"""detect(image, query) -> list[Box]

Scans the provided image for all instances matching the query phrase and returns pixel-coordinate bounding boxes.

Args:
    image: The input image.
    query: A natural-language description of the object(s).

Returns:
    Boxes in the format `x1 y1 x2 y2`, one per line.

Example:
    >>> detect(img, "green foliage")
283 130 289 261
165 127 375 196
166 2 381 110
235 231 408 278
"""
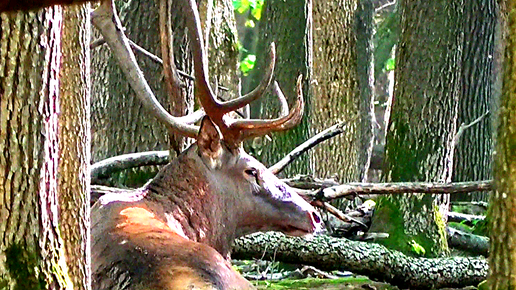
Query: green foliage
233 0 262 75
471 218 489 236
448 221 474 233
233 0 264 20
253 276 397 289
448 219 489 237
245 19 256 28
408 239 426 256
5 243 46 290
384 57 395 71
239 54 256 75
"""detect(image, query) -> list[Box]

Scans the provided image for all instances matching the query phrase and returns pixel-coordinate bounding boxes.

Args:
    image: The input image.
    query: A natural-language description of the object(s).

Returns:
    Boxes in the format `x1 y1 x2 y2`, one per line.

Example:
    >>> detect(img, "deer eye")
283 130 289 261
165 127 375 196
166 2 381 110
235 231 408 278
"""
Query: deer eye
244 168 259 182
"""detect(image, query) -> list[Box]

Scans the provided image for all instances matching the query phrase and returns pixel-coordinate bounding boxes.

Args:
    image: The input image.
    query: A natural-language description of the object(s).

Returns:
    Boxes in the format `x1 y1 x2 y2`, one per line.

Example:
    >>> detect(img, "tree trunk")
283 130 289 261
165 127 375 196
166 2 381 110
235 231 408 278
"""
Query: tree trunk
246 0 313 176
487 0 516 287
369 0 463 257
356 0 375 183
58 4 91 289
91 0 239 187
0 6 90 289
311 0 374 187
372 6 399 177
452 0 496 203
91 0 170 187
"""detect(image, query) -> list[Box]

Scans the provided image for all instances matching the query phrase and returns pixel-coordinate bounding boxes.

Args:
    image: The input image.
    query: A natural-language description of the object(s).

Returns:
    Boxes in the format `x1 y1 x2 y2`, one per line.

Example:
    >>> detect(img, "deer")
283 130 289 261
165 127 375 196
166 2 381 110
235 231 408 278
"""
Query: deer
91 0 323 289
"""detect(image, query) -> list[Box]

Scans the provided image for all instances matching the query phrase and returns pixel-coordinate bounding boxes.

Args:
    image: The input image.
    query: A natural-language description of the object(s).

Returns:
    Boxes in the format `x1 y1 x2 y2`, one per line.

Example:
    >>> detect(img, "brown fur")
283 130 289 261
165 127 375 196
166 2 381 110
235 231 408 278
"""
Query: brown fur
92 203 252 290
92 118 322 289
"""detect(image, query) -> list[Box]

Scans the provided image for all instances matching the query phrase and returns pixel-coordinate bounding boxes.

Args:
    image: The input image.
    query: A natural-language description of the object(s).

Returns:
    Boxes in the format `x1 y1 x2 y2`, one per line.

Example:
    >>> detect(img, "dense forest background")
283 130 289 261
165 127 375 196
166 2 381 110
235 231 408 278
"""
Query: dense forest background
1 0 516 289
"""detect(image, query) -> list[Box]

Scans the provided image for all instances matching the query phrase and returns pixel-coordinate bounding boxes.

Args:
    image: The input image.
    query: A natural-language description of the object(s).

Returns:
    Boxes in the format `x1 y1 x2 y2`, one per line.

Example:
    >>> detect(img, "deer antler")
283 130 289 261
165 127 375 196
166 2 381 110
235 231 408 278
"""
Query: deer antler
92 0 304 146
92 0 200 139
181 0 304 146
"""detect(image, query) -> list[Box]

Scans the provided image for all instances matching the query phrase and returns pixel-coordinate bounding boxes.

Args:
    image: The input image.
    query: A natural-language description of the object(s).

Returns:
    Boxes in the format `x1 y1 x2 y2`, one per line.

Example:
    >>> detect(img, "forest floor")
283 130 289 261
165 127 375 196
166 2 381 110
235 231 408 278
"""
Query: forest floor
238 259 480 290
252 276 398 289
252 277 479 289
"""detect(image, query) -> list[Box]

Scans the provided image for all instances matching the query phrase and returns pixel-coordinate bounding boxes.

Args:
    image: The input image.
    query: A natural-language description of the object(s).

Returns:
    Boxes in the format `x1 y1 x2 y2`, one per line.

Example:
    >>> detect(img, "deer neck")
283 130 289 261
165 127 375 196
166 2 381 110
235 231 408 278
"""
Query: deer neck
143 150 237 259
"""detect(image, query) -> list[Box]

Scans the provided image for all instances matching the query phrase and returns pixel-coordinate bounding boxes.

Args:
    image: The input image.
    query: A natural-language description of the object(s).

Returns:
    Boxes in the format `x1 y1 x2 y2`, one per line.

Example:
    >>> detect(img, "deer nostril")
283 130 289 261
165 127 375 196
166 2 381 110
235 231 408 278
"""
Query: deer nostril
311 211 321 224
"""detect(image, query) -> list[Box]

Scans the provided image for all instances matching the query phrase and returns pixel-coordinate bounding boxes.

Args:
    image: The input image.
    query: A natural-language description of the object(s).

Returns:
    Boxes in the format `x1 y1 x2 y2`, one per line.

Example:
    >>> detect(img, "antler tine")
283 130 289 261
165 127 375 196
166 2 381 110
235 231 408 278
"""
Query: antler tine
92 0 199 139
183 0 277 125
182 0 223 121
220 43 276 112
181 0 303 146
273 80 290 117
225 75 305 143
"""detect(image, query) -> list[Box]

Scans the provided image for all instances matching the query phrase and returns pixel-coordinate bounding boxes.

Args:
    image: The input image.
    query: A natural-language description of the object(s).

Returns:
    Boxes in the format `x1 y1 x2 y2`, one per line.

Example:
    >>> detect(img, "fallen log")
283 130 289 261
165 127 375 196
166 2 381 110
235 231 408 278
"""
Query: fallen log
233 232 487 289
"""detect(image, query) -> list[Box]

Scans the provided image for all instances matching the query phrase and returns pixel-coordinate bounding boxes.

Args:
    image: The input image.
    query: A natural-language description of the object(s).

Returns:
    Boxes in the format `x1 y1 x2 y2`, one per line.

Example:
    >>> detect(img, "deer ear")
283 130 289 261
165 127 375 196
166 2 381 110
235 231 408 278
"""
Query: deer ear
197 116 223 168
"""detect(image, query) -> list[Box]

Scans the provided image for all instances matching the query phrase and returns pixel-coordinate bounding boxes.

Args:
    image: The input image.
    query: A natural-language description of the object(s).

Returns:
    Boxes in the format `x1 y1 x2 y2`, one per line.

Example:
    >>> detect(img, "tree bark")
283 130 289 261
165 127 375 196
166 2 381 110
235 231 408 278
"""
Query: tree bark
58 4 91 289
0 0 95 12
487 0 516 287
369 0 463 257
311 0 374 186
246 0 313 176
0 6 89 289
447 227 489 257
452 0 496 203
232 232 487 289
91 0 171 187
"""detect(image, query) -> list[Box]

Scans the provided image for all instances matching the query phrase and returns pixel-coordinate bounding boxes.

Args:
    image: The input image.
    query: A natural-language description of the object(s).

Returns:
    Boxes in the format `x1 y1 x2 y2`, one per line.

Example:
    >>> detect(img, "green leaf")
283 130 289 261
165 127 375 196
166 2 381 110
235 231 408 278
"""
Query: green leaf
233 0 242 10
245 19 255 28
251 0 264 20
233 0 251 14
384 57 395 71
408 240 426 256
239 54 256 75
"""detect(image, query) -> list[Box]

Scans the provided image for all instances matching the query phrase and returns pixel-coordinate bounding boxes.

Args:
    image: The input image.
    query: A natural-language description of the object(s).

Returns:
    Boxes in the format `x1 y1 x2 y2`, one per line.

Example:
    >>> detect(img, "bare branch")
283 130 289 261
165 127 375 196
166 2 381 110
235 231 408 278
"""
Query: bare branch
316 180 492 201
452 110 490 148
447 212 485 226
312 200 368 230
283 175 340 190
90 36 196 81
451 201 489 210
91 151 170 183
447 227 489 257
91 0 199 138
375 1 396 13
233 232 487 289
269 121 348 174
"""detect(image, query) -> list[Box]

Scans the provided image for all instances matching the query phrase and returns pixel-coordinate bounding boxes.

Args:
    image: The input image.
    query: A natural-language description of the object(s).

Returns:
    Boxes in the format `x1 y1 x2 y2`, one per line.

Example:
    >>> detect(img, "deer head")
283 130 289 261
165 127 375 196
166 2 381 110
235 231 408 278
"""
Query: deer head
91 0 323 287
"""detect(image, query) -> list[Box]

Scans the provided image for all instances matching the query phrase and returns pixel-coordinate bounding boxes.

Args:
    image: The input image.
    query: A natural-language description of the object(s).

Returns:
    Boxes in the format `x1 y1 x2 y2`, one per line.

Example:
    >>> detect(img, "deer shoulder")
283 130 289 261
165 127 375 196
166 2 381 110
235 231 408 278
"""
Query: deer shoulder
92 200 253 290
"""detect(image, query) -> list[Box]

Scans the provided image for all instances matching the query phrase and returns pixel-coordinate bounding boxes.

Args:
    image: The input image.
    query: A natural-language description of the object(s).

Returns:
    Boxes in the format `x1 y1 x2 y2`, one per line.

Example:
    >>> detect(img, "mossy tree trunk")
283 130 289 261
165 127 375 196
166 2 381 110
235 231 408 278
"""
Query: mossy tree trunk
369 0 463 257
0 5 90 289
245 0 312 176
91 0 239 187
311 0 374 187
487 0 516 287
452 0 496 203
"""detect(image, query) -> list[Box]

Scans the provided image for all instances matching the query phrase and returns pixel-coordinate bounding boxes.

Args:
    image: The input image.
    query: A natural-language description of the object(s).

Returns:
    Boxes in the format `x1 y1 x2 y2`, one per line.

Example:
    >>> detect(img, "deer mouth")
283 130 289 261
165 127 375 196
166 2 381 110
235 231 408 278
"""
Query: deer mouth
283 226 313 237
282 212 322 237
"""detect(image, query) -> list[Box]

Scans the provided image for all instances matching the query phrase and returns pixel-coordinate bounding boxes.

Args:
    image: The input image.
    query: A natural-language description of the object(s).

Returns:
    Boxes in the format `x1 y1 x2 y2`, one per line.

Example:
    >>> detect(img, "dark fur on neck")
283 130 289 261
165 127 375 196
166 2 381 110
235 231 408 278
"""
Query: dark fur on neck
144 146 237 258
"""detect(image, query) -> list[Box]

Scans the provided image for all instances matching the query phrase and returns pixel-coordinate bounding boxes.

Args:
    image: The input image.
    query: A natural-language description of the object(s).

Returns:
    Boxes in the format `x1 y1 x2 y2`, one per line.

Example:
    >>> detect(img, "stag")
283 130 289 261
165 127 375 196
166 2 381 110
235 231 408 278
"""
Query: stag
91 0 323 289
